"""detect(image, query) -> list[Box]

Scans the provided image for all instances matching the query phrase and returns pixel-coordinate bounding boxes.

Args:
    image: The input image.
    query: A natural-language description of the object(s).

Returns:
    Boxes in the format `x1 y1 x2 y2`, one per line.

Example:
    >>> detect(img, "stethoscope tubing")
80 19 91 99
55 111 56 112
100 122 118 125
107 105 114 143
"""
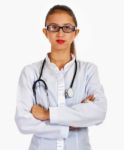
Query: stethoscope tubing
32 58 77 104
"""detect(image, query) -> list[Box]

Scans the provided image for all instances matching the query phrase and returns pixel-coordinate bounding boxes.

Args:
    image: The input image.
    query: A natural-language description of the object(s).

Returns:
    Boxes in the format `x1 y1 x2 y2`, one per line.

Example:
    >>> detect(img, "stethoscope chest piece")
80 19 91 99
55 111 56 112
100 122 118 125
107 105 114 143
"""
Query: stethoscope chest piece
33 58 77 104
65 88 73 98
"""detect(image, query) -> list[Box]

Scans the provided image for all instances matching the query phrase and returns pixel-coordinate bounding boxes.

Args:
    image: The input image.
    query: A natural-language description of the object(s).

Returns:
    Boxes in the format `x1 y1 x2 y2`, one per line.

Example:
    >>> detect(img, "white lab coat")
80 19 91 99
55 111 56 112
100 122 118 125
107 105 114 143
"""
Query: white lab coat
15 53 107 150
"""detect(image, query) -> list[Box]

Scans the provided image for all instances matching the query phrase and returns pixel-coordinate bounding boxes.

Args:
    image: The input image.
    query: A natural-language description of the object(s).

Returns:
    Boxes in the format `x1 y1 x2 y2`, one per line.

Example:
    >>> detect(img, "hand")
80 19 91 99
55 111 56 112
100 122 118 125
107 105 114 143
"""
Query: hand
69 95 95 131
31 104 49 121
81 95 95 103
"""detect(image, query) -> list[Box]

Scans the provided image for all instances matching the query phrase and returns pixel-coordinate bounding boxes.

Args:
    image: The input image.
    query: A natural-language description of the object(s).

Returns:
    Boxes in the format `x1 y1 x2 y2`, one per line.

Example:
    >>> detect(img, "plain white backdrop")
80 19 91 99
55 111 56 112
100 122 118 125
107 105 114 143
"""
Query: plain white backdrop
0 0 124 149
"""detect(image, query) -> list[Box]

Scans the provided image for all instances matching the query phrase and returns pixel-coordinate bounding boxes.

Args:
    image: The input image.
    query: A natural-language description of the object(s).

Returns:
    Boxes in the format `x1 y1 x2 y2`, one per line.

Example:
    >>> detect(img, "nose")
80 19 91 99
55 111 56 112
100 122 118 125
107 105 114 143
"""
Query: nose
57 28 64 36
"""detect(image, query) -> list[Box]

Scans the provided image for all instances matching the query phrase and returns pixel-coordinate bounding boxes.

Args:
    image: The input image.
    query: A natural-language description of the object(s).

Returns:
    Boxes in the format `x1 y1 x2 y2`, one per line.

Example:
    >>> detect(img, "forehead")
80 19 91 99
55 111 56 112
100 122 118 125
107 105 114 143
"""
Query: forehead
46 12 75 25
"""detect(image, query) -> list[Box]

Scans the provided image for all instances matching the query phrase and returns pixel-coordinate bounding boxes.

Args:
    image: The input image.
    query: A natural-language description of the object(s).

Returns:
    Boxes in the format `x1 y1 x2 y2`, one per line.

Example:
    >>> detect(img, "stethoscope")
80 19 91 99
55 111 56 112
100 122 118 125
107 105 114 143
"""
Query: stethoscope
32 58 77 104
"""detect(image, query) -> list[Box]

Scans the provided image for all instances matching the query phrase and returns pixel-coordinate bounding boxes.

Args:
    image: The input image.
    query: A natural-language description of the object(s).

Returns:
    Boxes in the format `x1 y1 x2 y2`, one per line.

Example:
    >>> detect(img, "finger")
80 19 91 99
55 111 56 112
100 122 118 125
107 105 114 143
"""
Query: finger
81 100 84 103
81 95 95 103
87 95 95 101
90 96 95 101
86 95 92 99
88 95 94 99
81 96 93 103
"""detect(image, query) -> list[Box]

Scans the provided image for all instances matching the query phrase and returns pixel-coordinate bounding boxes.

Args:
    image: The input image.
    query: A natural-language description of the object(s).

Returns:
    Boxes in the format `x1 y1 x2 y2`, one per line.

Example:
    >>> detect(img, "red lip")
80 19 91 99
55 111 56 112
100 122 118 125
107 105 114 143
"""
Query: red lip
56 40 65 44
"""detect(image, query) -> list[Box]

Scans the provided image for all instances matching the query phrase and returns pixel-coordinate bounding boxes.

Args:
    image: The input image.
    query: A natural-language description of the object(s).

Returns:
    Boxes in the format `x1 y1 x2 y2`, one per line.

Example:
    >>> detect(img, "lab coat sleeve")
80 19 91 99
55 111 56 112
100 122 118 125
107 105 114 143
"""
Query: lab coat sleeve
49 64 107 127
15 66 69 139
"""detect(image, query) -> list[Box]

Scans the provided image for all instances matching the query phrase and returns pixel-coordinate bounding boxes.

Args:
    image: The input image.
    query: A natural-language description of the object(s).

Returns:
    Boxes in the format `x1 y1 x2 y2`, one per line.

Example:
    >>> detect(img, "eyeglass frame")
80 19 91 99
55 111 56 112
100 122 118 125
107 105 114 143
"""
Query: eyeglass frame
45 23 77 33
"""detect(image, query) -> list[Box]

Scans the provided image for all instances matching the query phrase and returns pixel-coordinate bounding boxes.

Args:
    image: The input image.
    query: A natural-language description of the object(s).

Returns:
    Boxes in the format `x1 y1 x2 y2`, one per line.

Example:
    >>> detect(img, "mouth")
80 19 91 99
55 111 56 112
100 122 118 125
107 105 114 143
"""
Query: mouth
56 39 65 44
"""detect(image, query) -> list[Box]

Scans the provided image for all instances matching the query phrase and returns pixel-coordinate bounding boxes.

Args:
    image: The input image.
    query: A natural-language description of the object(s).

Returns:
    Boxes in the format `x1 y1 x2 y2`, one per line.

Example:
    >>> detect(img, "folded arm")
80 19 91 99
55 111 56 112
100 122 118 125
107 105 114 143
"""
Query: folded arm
49 64 107 127
15 66 69 139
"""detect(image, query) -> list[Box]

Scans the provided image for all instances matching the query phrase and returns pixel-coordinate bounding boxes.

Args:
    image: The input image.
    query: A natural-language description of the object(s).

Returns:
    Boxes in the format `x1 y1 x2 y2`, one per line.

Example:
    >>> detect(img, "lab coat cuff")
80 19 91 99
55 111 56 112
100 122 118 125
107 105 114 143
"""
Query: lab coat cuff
49 107 69 138
49 107 59 124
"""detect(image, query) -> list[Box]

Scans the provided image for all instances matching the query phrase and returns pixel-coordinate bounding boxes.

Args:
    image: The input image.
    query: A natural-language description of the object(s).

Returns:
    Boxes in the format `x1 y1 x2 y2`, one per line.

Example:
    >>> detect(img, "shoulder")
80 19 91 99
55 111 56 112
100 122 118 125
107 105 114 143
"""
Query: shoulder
76 59 100 82
77 59 98 73
20 60 43 78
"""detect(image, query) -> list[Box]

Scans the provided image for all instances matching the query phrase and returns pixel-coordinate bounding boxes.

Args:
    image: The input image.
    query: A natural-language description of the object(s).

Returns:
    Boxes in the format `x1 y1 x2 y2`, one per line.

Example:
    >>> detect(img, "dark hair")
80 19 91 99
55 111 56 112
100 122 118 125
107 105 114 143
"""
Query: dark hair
45 5 78 56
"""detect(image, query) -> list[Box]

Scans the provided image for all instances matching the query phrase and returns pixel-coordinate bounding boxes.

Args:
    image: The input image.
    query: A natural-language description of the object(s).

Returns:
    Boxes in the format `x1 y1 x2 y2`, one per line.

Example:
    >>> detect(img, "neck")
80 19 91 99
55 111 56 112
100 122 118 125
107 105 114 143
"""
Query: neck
48 50 72 70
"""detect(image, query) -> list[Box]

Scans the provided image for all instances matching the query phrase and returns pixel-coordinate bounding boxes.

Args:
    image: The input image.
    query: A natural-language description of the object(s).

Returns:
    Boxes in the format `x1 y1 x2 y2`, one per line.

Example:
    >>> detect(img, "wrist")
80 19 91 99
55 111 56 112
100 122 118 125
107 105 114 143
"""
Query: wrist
45 109 50 120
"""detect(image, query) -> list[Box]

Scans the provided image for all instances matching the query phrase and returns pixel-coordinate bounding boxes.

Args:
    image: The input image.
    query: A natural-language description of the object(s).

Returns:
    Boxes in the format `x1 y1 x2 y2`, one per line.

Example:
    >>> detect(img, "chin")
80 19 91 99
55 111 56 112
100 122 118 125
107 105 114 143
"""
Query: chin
53 45 69 51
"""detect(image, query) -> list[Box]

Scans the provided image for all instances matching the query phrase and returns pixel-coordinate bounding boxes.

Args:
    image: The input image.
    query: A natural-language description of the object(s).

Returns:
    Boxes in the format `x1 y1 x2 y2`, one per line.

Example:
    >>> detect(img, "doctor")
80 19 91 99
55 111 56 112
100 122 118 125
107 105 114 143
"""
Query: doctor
15 4 107 150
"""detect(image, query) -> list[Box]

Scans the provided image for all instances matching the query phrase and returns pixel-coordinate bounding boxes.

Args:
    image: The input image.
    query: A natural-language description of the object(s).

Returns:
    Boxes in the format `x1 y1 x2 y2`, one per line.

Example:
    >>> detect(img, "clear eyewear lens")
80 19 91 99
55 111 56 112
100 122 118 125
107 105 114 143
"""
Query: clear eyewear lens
63 26 76 33
47 25 59 32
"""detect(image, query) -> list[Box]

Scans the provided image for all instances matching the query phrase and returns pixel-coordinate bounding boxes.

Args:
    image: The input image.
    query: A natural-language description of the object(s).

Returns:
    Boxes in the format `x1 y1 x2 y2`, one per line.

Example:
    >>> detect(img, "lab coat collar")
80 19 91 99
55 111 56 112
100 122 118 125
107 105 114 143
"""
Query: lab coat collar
45 52 76 73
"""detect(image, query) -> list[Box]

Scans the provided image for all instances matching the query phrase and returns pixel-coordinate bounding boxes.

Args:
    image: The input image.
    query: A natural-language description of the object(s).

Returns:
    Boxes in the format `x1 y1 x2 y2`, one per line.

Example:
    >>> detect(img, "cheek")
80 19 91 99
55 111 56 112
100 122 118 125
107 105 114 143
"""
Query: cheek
68 34 76 42
47 33 55 43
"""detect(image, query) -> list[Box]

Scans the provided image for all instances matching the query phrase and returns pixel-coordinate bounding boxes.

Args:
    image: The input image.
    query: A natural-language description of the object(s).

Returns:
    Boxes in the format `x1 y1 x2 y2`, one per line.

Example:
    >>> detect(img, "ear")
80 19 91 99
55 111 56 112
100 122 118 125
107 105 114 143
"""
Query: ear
42 28 48 38
75 29 80 36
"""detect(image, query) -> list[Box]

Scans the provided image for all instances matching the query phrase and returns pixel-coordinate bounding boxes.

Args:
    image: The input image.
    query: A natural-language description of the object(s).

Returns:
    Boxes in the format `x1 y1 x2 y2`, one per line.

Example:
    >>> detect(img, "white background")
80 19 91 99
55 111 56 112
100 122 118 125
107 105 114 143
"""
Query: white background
0 0 124 149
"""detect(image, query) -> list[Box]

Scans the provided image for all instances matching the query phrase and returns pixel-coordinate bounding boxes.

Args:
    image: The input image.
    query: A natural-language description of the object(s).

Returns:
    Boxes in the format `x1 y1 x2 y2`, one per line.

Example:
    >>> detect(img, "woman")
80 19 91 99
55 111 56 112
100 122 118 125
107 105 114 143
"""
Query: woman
15 5 107 150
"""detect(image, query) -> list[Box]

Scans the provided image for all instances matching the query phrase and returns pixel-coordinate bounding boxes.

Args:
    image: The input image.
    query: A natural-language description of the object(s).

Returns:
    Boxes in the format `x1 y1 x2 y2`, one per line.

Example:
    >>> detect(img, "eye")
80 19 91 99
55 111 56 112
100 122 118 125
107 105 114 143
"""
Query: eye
51 24 58 29
47 24 59 31
63 25 76 32
64 25 71 29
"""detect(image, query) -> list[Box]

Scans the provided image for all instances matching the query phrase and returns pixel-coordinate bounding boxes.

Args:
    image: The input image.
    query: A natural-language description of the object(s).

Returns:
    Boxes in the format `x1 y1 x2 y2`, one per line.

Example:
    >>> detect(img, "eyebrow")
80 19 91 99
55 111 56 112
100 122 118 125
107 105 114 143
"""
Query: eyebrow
46 23 75 26
63 23 75 26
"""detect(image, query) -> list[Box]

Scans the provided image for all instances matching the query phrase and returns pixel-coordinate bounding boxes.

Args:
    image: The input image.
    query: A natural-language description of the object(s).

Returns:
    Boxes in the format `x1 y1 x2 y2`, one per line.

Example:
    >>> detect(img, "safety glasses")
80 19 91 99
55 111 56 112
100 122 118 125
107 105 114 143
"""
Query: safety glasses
45 23 77 33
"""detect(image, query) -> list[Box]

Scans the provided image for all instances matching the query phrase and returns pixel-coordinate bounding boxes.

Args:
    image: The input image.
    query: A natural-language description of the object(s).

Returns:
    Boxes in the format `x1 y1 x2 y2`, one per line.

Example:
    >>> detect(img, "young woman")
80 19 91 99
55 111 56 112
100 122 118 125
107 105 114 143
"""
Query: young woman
15 5 107 150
